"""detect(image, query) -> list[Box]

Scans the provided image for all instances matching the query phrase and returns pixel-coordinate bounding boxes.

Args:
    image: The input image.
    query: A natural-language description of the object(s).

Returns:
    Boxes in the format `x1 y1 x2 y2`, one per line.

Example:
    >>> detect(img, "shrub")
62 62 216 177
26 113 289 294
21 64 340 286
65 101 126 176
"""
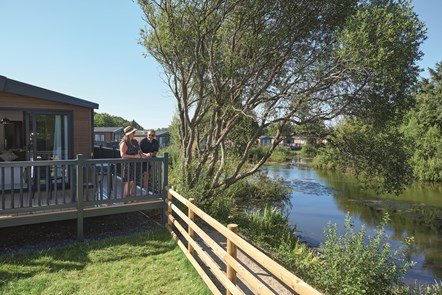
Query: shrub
236 207 320 283
269 146 295 162
249 145 296 163
300 143 318 158
238 207 297 247
311 214 414 295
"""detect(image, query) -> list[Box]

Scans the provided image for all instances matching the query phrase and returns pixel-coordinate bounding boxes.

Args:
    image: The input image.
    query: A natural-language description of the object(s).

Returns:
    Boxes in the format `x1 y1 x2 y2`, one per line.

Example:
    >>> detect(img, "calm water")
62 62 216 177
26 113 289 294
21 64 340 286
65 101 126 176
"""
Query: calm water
261 164 442 285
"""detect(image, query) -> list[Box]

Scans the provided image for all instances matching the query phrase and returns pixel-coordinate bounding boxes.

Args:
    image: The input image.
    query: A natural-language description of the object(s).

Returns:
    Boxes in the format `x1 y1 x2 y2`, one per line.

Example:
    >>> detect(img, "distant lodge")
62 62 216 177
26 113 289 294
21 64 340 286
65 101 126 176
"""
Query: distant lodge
258 135 307 148
94 127 171 148
94 129 309 150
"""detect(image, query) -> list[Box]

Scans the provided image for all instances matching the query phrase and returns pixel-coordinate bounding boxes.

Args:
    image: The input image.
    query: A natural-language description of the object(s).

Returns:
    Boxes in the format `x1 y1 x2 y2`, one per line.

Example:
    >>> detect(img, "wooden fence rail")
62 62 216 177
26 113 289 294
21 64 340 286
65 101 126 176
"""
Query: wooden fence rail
166 187 322 295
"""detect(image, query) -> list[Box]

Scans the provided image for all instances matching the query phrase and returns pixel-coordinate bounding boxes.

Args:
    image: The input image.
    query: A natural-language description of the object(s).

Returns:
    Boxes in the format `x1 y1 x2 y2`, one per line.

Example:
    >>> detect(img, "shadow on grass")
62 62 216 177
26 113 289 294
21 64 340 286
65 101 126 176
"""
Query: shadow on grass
0 229 174 285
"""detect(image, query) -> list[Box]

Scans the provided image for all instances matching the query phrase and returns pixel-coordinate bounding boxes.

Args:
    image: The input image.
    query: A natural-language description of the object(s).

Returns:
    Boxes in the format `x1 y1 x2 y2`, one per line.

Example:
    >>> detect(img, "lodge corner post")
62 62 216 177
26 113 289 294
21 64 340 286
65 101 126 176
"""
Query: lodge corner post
162 152 169 226
76 154 85 241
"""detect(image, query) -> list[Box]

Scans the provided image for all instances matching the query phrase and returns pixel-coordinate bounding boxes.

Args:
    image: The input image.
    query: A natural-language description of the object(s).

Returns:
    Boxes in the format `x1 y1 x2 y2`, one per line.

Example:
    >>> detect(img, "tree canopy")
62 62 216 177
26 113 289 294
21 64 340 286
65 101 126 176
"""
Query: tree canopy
138 0 425 194
402 62 442 181
94 112 144 130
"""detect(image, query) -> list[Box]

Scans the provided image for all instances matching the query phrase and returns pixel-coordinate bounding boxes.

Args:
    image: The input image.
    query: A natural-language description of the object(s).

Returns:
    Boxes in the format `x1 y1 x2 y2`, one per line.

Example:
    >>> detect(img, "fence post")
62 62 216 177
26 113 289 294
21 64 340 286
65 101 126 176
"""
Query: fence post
76 154 84 241
162 153 169 225
188 198 195 255
167 188 173 227
226 224 238 295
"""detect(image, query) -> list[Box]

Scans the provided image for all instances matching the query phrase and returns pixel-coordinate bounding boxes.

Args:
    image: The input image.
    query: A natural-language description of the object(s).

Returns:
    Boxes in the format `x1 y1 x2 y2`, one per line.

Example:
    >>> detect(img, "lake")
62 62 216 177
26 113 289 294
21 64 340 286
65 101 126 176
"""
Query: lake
261 163 442 285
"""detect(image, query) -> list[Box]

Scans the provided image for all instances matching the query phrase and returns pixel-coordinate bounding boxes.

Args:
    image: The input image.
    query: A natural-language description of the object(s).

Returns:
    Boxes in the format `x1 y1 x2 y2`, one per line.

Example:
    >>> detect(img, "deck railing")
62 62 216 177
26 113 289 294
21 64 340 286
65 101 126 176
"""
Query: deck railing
166 187 322 295
0 153 169 240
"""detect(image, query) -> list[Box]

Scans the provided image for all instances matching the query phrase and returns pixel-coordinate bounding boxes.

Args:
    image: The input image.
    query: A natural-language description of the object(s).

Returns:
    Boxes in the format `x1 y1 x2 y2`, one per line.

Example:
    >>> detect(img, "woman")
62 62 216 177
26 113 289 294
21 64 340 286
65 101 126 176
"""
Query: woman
119 126 144 197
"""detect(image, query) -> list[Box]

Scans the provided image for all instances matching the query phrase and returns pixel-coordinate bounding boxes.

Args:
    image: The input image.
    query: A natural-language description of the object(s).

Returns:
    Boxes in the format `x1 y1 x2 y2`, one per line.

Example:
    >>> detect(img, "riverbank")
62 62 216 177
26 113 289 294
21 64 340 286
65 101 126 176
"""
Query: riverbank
262 164 442 287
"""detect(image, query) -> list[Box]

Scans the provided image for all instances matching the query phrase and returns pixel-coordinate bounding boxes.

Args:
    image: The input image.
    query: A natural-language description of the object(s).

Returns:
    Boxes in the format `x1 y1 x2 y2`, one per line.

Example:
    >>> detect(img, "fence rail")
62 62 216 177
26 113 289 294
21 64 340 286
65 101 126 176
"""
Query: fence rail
0 153 169 240
166 187 322 295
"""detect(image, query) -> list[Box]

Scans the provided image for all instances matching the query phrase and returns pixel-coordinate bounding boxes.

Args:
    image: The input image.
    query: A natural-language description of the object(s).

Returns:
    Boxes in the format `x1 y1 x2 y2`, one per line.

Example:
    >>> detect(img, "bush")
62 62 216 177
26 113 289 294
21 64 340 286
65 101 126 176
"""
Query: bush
236 207 320 283
231 174 291 209
238 207 297 247
269 146 296 162
249 145 296 163
311 214 414 295
300 143 318 158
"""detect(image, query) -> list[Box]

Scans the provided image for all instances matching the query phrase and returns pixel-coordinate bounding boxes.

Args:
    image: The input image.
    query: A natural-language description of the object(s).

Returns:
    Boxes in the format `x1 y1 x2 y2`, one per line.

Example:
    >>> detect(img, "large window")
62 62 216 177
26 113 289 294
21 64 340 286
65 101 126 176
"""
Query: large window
27 112 71 161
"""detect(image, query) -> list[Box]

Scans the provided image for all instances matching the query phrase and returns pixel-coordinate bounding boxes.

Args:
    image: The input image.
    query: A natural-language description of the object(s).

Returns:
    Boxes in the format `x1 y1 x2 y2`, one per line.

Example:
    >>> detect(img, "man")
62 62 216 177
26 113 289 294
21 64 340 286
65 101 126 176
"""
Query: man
139 129 159 192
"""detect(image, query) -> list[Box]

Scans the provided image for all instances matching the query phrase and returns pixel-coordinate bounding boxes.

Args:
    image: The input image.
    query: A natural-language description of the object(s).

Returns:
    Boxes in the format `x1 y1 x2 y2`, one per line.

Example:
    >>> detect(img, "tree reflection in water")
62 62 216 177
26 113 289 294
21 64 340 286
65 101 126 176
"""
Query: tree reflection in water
262 164 442 285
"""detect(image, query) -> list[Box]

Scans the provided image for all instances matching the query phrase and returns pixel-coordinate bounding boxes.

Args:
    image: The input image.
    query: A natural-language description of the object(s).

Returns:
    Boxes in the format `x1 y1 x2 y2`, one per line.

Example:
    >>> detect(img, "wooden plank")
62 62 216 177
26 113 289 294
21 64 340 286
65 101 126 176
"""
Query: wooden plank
168 214 243 295
170 202 275 295
169 188 322 295
0 209 77 228
83 200 163 218
166 224 222 295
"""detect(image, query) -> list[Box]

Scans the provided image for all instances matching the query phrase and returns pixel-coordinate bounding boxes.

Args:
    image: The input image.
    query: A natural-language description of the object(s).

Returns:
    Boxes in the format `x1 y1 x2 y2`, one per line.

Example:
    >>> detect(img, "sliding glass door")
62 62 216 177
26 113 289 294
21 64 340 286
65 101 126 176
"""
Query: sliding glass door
26 111 72 161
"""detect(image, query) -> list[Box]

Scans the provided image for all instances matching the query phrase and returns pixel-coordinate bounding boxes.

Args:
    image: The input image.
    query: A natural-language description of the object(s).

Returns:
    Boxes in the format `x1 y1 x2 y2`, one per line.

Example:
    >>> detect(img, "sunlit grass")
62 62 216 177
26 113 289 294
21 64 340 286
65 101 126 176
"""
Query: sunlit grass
0 230 210 295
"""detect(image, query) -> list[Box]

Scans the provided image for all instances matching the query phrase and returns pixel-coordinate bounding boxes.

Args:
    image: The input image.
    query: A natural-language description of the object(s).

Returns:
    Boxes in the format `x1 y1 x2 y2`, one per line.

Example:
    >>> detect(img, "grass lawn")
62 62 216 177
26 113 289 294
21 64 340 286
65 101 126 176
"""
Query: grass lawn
0 229 211 295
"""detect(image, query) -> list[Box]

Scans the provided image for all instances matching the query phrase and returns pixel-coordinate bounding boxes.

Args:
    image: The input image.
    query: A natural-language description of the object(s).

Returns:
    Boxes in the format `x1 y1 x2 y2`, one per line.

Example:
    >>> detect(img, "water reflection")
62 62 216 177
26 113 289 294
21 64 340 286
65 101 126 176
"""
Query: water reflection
262 164 442 285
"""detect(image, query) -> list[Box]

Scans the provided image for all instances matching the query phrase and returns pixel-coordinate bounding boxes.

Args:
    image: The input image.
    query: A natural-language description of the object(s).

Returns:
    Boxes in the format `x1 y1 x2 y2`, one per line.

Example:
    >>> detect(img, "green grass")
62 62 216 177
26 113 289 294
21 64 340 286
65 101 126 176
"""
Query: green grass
0 229 211 295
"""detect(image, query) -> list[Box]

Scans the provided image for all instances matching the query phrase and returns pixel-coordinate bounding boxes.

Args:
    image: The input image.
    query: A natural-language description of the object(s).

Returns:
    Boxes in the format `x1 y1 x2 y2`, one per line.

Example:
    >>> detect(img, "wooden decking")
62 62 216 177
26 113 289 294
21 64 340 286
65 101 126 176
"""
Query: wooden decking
0 176 161 216
0 155 169 238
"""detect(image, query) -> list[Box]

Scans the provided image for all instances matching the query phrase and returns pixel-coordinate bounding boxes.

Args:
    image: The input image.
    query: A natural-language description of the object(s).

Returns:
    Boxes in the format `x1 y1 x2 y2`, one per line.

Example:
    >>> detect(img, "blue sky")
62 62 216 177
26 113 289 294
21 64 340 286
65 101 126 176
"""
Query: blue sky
0 0 440 129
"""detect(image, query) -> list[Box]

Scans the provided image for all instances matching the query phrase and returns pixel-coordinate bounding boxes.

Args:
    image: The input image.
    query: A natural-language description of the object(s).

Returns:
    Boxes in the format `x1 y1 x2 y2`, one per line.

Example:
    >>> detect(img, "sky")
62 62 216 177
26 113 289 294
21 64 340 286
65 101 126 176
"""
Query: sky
0 0 441 130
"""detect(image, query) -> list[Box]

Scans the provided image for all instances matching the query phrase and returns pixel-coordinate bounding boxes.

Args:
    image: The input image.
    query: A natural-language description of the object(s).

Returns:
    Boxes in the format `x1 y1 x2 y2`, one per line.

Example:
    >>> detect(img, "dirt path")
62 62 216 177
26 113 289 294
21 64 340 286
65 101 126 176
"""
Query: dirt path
193 224 297 295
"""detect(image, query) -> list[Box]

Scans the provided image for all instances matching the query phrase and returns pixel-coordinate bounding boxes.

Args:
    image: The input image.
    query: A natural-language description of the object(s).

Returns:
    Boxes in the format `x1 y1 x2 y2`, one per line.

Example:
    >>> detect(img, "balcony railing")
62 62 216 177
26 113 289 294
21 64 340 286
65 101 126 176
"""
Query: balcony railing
0 153 169 240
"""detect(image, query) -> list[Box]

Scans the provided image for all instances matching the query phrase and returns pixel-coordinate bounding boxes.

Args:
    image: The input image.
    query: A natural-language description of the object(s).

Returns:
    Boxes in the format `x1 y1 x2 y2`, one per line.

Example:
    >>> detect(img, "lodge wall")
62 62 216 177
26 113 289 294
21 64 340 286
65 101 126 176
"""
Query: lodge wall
0 93 94 159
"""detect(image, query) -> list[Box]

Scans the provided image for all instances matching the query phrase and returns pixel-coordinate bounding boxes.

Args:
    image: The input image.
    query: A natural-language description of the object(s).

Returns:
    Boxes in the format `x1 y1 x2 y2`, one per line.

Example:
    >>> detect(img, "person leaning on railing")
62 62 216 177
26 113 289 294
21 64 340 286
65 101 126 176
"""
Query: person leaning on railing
139 129 159 192
119 126 146 197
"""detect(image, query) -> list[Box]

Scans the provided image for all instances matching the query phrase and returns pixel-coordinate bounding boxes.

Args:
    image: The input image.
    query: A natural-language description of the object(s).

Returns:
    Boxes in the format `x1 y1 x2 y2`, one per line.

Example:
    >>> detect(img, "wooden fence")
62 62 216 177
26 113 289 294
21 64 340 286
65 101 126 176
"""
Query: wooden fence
0 153 169 240
166 188 322 295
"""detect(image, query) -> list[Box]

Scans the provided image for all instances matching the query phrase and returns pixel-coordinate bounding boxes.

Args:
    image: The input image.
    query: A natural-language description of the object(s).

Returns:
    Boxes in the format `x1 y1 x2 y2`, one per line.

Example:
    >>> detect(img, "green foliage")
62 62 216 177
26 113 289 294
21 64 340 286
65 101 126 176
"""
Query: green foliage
267 146 294 162
94 112 144 129
405 280 442 295
313 119 413 195
227 115 261 156
230 174 291 209
402 62 442 182
310 214 414 295
300 143 318 158
335 0 426 124
236 210 425 295
238 207 297 249
236 207 320 279
249 145 297 163
138 0 426 192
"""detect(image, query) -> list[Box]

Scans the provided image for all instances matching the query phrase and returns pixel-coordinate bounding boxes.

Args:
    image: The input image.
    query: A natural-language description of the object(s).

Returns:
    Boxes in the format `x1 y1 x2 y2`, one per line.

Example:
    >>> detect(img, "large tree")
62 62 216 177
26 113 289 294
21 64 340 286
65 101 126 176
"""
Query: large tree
402 62 442 182
138 0 425 193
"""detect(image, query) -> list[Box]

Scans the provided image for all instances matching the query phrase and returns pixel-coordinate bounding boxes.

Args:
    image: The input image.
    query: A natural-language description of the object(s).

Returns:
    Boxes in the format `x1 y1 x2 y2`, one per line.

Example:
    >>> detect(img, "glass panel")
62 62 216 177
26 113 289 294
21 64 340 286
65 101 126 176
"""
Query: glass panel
35 114 68 160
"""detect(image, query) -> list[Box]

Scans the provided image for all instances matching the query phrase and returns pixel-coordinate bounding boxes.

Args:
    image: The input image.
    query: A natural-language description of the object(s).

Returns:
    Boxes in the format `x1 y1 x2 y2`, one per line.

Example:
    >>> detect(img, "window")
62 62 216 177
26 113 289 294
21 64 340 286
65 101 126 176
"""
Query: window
26 112 71 161
95 134 105 142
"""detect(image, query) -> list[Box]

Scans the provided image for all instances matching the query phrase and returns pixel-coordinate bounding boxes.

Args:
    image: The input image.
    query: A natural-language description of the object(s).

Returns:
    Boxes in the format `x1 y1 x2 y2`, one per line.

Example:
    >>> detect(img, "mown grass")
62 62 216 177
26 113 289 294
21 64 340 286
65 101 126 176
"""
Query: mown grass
0 229 210 295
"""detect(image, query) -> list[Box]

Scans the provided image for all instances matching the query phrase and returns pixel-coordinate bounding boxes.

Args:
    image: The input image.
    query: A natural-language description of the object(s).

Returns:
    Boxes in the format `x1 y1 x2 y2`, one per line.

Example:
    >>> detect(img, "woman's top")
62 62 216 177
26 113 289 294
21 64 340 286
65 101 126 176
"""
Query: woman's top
123 139 140 156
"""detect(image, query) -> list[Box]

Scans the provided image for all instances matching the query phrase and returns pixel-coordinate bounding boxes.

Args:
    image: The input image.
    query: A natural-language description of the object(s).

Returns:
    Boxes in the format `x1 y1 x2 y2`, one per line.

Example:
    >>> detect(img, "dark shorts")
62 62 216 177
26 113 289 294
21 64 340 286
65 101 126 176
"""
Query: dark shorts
122 162 140 182
142 158 155 173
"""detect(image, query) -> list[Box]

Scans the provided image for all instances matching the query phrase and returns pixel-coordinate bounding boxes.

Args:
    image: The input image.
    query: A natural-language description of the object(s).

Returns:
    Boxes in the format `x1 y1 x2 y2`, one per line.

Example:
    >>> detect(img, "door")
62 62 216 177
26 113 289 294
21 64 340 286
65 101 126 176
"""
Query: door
26 112 71 161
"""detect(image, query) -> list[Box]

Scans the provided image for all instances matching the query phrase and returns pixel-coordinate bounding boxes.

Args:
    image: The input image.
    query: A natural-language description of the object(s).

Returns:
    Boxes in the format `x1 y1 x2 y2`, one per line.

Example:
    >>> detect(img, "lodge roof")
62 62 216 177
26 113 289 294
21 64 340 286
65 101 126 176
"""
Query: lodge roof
94 127 124 133
0 75 99 109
